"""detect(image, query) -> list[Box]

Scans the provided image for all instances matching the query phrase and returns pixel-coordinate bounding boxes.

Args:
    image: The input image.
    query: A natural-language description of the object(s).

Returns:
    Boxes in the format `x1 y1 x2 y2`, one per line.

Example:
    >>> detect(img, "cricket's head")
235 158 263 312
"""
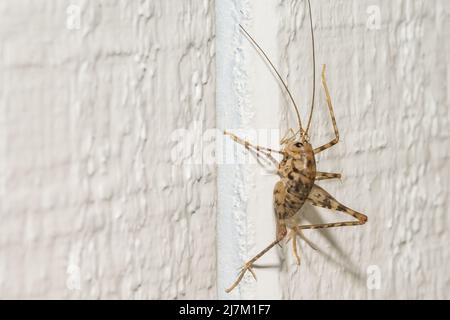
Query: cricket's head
282 138 316 176
283 139 314 158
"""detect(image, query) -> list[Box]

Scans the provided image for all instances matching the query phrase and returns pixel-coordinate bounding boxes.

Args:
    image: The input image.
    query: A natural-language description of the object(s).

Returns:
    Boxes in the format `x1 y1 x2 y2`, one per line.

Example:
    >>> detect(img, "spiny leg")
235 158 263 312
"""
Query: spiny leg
308 184 367 222
286 227 317 265
255 149 279 169
286 229 301 265
248 148 280 175
226 134 279 168
316 171 341 181
295 219 365 231
294 184 367 231
250 148 275 168
224 130 283 155
242 142 279 169
225 223 287 293
294 227 318 250
225 237 285 293
224 130 282 166
292 232 301 265
313 65 340 154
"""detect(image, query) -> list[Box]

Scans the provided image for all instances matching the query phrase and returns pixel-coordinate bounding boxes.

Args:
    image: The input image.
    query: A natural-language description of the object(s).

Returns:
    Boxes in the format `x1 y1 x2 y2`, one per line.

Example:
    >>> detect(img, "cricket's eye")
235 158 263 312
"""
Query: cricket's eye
294 142 303 148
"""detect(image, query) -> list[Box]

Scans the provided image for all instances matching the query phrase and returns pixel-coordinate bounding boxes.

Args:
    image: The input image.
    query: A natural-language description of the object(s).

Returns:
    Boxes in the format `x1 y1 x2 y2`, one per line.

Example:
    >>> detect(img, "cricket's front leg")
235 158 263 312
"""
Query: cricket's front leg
224 130 282 167
224 130 283 155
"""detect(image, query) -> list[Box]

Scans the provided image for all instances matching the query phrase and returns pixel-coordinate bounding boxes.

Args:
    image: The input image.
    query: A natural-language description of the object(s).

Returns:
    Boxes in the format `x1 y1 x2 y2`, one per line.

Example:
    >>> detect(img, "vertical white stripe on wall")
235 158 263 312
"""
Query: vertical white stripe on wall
217 0 283 299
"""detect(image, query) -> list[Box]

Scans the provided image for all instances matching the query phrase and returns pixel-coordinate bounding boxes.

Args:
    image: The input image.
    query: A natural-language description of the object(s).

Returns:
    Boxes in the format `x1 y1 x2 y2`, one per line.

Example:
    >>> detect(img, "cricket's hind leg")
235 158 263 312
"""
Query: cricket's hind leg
296 184 367 231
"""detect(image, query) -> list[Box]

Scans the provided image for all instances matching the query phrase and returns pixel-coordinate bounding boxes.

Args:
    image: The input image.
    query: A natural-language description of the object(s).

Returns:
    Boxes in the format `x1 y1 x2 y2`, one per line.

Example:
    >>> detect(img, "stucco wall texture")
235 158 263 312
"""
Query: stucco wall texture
0 1 215 299
0 0 449 300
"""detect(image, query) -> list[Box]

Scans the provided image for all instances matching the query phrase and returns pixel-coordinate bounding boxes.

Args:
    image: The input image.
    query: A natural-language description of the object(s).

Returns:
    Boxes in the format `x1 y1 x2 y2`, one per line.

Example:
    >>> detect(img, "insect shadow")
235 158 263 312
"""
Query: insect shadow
299 205 365 283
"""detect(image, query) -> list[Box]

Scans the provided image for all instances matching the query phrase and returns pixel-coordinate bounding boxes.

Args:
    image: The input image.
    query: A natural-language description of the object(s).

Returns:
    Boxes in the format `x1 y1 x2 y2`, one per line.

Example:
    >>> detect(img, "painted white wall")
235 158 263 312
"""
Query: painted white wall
0 0 215 299
217 0 450 299
0 0 449 300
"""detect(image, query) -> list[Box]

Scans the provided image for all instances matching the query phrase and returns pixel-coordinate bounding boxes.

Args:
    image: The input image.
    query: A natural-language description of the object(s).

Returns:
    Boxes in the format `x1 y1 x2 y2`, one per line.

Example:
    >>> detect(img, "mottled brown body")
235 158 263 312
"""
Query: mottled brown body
224 0 367 293
274 142 316 237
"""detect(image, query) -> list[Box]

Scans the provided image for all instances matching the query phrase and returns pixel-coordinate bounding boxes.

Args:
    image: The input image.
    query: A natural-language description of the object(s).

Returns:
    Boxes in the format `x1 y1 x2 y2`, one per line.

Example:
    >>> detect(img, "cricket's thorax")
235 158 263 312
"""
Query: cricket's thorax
274 141 316 220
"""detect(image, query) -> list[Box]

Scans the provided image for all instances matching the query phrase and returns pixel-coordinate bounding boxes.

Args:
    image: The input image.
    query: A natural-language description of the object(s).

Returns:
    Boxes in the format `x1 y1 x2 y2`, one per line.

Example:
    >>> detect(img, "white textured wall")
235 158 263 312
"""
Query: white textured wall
217 0 450 299
0 0 216 299
0 0 449 300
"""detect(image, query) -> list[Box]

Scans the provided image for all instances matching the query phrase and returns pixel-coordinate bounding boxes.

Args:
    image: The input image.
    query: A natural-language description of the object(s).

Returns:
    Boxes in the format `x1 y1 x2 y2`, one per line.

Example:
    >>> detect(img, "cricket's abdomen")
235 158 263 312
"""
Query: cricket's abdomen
274 178 314 221
274 161 316 219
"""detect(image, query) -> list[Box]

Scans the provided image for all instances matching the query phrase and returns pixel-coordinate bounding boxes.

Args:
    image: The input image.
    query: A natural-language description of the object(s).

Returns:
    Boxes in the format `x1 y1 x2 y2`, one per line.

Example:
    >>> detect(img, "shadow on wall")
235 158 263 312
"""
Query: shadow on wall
301 206 366 284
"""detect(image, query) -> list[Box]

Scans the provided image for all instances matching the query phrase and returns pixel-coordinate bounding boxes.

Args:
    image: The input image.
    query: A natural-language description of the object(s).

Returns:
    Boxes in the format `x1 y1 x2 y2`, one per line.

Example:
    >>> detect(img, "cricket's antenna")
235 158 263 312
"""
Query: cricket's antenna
305 0 316 136
238 24 303 135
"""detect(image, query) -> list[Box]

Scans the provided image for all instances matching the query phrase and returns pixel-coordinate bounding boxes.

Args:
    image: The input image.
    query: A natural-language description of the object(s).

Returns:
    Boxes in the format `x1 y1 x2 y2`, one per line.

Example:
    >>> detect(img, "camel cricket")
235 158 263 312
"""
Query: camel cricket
224 0 368 293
